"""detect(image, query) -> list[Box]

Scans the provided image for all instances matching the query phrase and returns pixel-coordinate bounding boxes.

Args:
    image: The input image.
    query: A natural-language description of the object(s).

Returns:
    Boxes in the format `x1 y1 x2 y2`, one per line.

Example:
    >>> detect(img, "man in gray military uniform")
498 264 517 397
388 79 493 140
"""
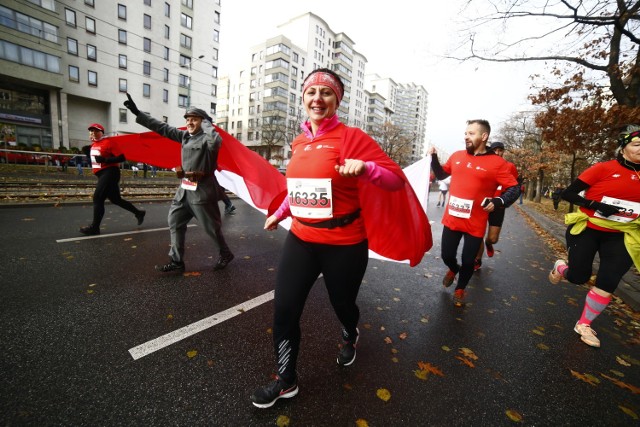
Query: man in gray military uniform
124 93 234 272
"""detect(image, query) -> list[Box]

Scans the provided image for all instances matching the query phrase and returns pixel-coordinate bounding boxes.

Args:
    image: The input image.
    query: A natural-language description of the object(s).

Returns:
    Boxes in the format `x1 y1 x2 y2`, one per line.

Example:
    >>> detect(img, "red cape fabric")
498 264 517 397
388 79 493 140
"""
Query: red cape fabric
342 126 432 266
108 126 287 212
109 125 431 266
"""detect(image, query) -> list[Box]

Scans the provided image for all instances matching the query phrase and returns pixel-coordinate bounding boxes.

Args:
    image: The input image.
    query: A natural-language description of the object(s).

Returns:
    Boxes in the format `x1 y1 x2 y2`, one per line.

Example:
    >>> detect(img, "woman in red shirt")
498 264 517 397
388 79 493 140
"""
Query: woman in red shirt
251 68 431 408
549 124 640 348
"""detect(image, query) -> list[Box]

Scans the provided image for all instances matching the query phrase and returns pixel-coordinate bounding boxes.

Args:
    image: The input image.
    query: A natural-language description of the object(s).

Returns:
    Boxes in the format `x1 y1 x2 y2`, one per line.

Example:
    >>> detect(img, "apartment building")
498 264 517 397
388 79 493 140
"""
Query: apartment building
0 0 220 150
218 12 428 167
218 12 368 165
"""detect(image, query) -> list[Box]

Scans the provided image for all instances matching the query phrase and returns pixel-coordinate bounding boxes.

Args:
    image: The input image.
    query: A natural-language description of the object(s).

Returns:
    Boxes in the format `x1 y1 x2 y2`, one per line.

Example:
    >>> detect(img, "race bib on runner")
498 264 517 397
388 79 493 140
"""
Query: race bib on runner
180 178 198 191
287 178 333 219
447 195 473 219
594 196 640 223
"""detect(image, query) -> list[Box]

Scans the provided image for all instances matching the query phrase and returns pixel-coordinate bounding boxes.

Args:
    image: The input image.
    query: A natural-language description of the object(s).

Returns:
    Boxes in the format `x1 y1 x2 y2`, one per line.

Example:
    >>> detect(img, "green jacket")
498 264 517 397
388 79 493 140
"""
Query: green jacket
565 211 640 272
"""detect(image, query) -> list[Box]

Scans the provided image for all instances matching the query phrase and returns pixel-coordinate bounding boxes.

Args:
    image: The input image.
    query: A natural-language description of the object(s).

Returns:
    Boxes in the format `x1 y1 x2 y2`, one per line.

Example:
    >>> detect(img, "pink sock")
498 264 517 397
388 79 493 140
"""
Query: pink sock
578 290 611 325
557 264 568 277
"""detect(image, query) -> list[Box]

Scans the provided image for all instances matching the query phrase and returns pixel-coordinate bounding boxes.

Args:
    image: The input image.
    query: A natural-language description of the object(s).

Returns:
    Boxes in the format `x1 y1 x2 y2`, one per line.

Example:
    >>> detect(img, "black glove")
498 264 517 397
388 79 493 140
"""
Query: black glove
94 155 105 163
490 197 505 208
124 93 140 116
589 201 622 217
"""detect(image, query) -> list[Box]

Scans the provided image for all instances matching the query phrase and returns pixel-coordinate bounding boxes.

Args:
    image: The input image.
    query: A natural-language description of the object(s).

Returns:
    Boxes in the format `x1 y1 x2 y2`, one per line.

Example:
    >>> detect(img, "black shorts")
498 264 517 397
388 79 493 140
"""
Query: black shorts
487 207 505 227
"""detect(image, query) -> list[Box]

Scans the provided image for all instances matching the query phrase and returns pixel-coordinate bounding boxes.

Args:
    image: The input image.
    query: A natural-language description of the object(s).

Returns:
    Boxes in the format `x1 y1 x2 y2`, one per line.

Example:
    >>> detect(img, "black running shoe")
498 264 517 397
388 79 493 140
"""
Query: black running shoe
136 210 146 225
213 253 234 271
79 225 100 235
337 328 359 366
155 260 185 273
224 205 236 214
251 377 298 409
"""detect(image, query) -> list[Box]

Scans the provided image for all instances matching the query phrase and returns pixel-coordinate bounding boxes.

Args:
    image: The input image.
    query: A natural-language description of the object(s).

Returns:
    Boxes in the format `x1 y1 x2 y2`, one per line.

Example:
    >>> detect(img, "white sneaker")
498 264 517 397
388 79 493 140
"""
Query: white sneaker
548 260 566 284
574 322 600 347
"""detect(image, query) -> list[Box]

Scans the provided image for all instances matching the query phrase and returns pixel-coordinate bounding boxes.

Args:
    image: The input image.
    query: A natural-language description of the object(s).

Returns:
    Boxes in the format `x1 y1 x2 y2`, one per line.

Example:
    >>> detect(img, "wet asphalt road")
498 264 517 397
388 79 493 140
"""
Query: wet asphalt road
1 194 638 426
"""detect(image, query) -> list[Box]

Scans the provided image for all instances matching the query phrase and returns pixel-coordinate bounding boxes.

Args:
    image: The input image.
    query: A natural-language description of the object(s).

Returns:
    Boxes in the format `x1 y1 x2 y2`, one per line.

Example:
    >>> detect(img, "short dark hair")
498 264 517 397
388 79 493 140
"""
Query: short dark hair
303 68 345 95
467 119 491 135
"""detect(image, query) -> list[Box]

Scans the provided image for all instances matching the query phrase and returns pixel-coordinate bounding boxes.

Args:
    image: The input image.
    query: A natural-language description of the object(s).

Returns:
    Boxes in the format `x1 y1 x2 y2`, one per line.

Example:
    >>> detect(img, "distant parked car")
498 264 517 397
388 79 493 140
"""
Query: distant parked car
0 150 33 164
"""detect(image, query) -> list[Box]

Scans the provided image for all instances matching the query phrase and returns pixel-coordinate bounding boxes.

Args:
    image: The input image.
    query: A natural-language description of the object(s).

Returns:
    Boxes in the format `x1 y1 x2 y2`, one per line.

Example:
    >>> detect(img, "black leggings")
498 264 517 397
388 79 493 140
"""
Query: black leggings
92 167 140 227
441 226 482 290
272 233 368 383
565 225 632 294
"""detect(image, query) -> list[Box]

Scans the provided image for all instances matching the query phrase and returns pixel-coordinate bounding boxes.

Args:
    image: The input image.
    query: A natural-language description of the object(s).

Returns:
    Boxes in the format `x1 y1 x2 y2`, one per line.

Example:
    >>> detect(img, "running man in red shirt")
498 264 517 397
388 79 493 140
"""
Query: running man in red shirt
429 120 520 306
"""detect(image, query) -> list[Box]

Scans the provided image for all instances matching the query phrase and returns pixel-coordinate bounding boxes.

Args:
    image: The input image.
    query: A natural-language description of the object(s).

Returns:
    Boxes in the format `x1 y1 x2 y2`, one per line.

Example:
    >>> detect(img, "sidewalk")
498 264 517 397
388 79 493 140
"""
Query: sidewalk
516 202 640 311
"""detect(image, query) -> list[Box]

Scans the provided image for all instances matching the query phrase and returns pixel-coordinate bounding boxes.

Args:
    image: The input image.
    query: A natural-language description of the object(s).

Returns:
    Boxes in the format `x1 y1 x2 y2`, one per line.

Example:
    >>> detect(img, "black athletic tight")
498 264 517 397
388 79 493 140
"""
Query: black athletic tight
272 233 368 383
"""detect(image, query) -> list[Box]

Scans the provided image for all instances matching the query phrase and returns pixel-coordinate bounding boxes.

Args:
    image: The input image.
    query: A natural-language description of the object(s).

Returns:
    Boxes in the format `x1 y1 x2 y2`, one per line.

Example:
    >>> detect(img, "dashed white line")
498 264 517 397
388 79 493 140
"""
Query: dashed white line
56 224 197 243
128 290 275 360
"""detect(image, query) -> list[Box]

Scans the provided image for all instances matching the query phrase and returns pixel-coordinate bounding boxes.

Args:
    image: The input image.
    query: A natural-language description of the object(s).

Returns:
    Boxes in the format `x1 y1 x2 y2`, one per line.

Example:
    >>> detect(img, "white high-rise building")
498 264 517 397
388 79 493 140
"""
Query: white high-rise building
218 13 368 165
0 0 221 150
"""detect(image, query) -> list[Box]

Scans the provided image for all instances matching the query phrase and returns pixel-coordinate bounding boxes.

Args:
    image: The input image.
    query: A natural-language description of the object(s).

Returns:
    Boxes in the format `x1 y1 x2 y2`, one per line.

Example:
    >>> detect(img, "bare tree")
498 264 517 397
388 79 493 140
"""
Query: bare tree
454 0 639 109
368 122 415 167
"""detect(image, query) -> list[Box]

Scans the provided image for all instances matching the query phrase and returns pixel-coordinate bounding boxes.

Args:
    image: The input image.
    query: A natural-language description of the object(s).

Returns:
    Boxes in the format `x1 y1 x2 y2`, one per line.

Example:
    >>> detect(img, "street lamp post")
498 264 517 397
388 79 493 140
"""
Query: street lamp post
181 55 205 108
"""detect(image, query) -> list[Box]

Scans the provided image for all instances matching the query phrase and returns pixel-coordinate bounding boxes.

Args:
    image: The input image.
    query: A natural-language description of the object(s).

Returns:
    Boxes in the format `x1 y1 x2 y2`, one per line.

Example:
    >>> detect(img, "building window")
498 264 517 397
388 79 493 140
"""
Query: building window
86 17 96 34
181 13 192 29
211 84 217 96
119 54 127 69
69 65 79 82
178 95 188 108
180 34 192 49
164 2 170 17
119 108 127 123
119 78 127 92
164 25 170 39
214 11 220 24
163 89 168 103
163 46 169 60
143 83 151 97
67 38 78 55
87 44 96 61
143 38 151 53
210 102 217 115
88 70 97 86
213 29 219 43
144 14 151 29
182 0 193 8
143 61 151 76
163 68 169 82
118 4 126 20
118 29 127 44
211 66 217 78
85 0 95 7
178 74 188 88
144 0 151 6
65 9 76 27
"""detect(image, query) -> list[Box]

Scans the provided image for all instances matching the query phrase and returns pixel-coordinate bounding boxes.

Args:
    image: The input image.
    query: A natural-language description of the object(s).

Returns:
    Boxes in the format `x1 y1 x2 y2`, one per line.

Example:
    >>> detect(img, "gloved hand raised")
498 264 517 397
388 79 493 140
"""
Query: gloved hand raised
94 155 105 163
124 93 140 116
590 201 622 217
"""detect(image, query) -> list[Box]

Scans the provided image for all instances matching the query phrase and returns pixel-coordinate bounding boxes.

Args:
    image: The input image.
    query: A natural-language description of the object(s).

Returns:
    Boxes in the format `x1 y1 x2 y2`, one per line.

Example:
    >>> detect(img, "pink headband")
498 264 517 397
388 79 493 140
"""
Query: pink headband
302 72 343 104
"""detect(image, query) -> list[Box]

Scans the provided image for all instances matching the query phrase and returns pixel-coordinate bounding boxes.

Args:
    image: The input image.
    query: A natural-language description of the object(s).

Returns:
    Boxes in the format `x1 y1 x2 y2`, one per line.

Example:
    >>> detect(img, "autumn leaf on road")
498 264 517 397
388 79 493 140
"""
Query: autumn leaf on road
183 271 201 277
276 415 290 426
505 409 523 422
355 419 369 427
186 350 198 358
570 370 598 386
601 373 640 394
399 332 408 340
455 356 475 368
459 348 478 360
376 388 391 402
414 361 445 380
619 405 639 420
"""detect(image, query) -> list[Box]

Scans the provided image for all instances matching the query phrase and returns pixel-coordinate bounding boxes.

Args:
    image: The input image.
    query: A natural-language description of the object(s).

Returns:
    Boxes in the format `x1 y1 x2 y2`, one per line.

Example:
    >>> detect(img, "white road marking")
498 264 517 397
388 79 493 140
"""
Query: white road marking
128 290 275 360
56 224 197 243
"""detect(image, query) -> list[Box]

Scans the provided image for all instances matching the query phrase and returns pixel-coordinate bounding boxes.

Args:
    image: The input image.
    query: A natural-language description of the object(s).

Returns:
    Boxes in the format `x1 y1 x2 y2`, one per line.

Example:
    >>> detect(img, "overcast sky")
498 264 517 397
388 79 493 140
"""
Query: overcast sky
218 0 547 156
